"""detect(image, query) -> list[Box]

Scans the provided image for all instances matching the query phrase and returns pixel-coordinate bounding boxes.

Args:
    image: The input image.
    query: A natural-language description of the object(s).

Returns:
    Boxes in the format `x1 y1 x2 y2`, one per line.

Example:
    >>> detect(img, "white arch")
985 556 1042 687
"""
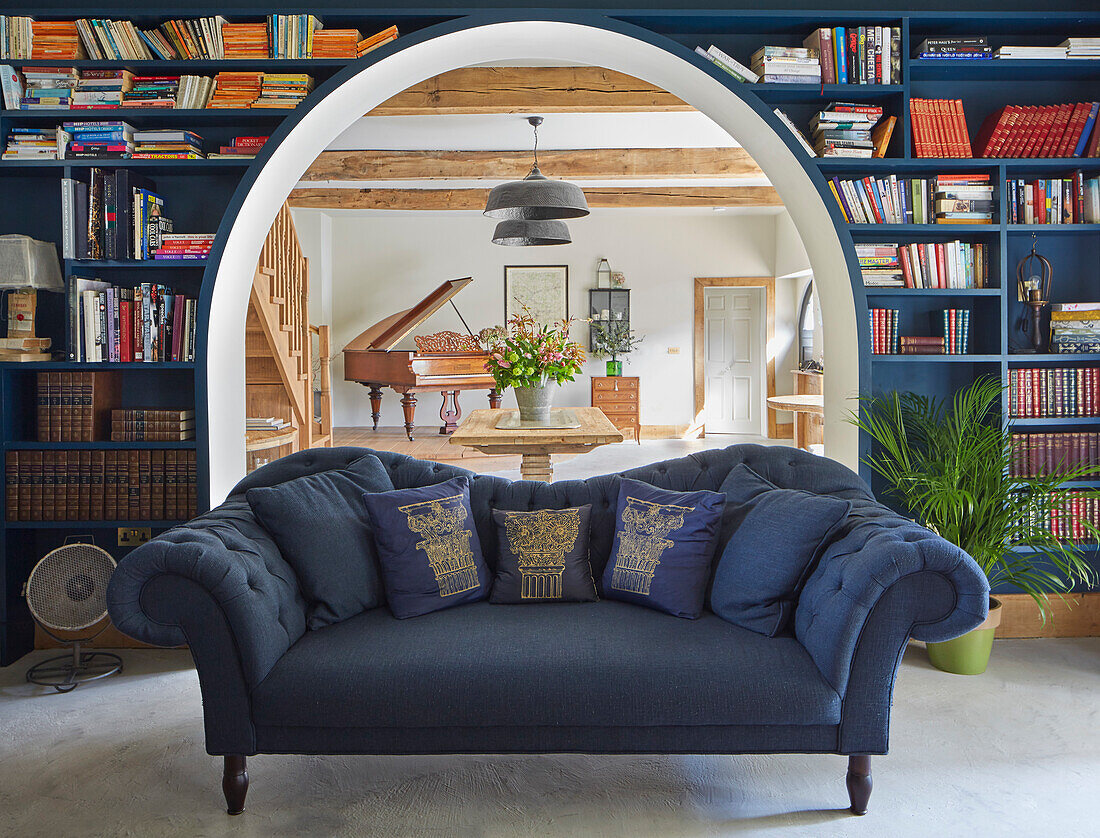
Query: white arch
207 20 859 502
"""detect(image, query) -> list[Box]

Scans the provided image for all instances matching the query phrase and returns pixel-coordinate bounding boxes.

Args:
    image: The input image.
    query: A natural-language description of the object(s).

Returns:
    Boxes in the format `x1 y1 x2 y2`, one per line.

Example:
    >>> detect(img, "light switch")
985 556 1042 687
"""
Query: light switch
667 347 681 355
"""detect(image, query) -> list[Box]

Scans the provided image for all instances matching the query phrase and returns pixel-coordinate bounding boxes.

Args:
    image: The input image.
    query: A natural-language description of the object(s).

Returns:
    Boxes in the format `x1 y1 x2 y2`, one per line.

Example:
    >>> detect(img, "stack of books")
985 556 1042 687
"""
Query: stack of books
357 25 399 58
175 76 214 109
209 135 268 159
995 45 1068 60
910 98 973 157
248 416 292 431
0 16 33 58
252 73 314 109
1050 303 1100 354
154 233 214 261
810 102 886 158
121 75 180 109
806 26 902 83
222 23 270 58
71 70 133 110
941 308 971 354
30 20 85 60
76 19 153 60
694 45 759 83
132 130 204 160
66 121 134 159
207 72 263 108
935 174 994 224
268 14 323 59
899 336 946 355
312 29 362 59
1007 174 1100 224
975 102 1100 158
2 128 62 160
857 244 903 288
751 46 820 84
915 37 991 60
1062 38 1100 59
1011 432 1100 477
19 66 78 109
869 308 899 354
1010 367 1100 418
111 409 195 442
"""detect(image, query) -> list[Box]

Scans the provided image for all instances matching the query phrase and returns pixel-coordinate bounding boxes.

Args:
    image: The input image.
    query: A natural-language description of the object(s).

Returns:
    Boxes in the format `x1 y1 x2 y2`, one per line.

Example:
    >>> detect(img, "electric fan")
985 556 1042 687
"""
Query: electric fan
24 540 123 692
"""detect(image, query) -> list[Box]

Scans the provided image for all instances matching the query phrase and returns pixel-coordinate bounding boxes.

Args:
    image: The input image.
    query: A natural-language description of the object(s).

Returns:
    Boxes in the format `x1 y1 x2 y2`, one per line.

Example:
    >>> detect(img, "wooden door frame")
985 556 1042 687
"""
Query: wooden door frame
693 277 779 439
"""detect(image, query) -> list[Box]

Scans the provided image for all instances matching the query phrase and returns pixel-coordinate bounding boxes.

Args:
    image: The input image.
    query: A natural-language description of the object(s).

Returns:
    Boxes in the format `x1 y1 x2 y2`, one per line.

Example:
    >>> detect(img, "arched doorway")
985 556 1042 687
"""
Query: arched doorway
200 15 867 503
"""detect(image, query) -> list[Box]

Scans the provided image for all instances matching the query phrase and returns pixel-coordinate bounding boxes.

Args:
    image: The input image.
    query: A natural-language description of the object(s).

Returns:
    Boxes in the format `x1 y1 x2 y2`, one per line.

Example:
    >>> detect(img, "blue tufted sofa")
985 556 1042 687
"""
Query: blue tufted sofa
107 444 988 817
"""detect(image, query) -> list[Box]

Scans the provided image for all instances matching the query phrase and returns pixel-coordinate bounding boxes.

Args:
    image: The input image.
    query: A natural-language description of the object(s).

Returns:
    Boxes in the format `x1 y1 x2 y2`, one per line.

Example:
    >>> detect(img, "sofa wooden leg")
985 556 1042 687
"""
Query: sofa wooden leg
846 755 872 815
222 755 248 815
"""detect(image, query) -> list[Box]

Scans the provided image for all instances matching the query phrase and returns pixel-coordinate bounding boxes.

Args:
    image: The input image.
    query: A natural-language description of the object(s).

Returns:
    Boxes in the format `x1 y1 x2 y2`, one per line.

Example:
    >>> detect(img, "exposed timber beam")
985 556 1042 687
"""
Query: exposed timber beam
301 147 764 182
367 67 692 115
287 186 783 210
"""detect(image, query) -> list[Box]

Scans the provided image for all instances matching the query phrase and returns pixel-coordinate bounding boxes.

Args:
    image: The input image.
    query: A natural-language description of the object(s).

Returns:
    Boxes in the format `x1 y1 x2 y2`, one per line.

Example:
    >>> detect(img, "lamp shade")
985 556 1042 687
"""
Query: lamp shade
0 235 63 291
484 166 590 221
491 219 572 247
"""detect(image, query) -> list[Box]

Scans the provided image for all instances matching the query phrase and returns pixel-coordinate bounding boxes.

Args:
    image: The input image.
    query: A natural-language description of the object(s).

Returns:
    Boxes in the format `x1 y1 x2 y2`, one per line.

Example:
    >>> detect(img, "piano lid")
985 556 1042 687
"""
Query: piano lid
344 277 474 352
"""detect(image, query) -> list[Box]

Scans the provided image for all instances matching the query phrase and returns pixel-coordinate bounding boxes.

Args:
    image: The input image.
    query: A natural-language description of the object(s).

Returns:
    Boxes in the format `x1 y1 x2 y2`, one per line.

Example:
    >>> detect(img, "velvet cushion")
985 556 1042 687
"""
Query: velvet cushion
601 478 725 619
489 505 598 603
711 464 851 636
245 453 394 630
362 476 490 619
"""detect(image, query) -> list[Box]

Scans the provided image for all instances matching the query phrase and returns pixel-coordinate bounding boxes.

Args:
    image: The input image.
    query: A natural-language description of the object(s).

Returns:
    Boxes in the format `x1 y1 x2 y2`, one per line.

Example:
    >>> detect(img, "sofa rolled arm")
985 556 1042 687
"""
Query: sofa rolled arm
794 507 989 752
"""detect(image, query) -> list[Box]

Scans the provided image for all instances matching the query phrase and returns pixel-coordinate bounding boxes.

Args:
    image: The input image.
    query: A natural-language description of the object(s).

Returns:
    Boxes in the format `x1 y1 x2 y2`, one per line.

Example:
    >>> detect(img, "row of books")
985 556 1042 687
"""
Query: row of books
35 371 118 442
1030 492 1100 545
1009 367 1100 418
910 98 973 158
1010 432 1100 478
1007 176 1100 225
869 309 900 354
857 241 989 289
869 308 971 354
0 16 399 61
803 26 902 85
69 279 197 364
111 409 195 442
916 37 1100 61
975 102 1100 159
1050 306 1100 355
206 71 313 108
4 449 197 522
829 173 994 225
4 125 255 161
62 167 168 258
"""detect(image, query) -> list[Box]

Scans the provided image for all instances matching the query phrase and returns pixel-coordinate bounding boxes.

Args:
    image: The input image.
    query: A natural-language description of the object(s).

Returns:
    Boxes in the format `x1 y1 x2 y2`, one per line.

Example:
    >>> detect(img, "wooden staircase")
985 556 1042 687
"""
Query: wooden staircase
246 203 332 463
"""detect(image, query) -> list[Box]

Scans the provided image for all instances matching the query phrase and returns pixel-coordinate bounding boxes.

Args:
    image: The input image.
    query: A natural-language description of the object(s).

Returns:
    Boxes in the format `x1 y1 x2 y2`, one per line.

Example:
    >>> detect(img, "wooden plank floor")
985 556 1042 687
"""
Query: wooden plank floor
333 426 578 474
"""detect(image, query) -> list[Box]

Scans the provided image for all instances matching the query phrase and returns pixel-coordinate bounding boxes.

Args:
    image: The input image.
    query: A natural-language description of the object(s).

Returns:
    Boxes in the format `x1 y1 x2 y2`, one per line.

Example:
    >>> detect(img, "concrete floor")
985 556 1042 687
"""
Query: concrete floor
1 436 1097 837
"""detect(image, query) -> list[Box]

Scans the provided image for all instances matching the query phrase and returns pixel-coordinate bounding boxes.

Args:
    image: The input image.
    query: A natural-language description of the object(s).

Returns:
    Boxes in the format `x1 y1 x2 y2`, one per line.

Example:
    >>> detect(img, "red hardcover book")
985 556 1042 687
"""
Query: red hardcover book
910 99 927 157
898 245 915 289
1053 102 1085 158
1003 107 1033 158
1028 106 1057 158
975 106 1008 157
935 243 946 289
954 99 972 157
1040 103 1073 158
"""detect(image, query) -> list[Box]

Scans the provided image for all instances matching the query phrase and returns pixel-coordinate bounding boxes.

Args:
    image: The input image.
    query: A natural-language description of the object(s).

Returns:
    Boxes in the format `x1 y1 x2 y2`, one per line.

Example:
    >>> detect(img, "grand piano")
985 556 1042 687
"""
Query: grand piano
343 277 501 440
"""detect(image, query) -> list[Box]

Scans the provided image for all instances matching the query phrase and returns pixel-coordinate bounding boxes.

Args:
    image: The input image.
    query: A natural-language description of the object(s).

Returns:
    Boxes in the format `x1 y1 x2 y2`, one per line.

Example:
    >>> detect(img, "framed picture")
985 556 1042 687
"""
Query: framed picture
504 265 569 325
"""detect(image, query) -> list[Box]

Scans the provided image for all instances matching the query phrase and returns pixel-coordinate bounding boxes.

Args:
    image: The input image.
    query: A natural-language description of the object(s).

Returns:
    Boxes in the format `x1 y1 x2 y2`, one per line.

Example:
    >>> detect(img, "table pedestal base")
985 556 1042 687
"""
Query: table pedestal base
520 453 553 482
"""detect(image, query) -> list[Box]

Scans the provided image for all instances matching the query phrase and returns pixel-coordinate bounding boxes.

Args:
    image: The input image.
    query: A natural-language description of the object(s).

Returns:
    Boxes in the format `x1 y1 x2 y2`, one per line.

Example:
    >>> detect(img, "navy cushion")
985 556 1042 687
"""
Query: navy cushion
490 506 598 604
711 464 851 636
362 476 490 619
250 601 841 729
245 453 394 630
601 478 726 619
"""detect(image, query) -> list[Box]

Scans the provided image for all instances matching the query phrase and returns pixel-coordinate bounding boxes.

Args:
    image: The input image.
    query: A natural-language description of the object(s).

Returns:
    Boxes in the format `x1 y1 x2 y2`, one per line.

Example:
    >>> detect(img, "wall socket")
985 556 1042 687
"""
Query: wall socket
667 347 681 355
118 527 151 547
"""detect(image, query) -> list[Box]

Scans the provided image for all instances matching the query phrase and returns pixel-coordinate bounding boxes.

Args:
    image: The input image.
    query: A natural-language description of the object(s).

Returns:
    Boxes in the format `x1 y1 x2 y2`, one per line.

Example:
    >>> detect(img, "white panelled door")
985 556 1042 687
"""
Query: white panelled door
703 286 765 435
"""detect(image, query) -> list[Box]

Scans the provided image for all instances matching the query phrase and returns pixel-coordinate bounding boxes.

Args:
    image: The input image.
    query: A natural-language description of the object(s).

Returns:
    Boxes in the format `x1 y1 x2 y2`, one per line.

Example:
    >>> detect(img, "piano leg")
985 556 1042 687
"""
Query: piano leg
439 391 461 435
367 385 383 431
400 392 418 441
488 389 502 409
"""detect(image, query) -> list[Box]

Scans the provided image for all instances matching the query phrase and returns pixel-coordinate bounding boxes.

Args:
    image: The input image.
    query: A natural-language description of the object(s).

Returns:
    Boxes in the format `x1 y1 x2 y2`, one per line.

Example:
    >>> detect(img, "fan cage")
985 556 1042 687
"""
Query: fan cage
26 543 116 632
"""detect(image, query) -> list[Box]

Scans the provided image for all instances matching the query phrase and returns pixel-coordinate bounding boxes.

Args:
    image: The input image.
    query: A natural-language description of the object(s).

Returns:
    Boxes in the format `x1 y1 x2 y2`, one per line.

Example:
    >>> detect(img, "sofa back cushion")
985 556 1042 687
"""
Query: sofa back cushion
362 476 491 618
245 453 394 629
489 505 598 603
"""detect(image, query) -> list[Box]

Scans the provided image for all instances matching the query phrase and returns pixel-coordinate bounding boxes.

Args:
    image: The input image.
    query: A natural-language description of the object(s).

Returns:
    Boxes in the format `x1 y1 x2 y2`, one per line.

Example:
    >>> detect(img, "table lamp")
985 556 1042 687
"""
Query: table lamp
0 235 63 361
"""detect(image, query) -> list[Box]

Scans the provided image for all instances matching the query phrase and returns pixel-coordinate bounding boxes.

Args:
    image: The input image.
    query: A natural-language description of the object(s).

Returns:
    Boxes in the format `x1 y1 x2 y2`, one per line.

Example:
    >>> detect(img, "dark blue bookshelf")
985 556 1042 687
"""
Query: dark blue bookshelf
2 3 1099 663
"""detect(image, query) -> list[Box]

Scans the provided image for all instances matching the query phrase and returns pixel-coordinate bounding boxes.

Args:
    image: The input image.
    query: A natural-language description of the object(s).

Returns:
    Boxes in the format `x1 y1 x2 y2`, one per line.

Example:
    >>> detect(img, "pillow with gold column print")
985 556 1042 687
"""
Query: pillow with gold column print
601 478 725 619
362 476 490 619
489 506 598 604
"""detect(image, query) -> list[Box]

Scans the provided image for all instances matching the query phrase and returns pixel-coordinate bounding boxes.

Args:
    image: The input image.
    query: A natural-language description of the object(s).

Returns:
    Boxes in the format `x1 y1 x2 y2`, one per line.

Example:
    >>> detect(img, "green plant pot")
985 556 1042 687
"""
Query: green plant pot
926 597 1002 675
606 360 623 377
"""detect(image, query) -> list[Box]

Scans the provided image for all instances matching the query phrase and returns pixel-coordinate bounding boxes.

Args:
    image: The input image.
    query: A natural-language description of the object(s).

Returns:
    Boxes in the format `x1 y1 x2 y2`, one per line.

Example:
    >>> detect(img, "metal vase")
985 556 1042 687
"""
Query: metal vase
514 382 554 423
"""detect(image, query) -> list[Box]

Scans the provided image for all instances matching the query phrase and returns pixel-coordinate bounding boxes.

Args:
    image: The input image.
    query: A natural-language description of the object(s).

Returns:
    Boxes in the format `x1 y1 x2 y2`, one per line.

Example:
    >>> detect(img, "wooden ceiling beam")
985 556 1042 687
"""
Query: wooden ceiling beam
301 147 764 182
287 186 782 211
367 67 693 115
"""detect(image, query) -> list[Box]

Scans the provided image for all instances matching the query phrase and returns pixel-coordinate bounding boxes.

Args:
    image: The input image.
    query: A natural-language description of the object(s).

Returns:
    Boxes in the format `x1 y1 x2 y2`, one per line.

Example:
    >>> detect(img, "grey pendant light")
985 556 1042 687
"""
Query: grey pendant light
484 116 590 221
491 219 572 246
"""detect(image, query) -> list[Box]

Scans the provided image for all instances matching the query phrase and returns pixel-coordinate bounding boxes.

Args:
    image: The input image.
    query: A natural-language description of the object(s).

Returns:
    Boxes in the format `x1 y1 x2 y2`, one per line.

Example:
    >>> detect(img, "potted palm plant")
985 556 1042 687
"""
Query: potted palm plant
482 308 585 423
589 320 643 377
853 376 1099 675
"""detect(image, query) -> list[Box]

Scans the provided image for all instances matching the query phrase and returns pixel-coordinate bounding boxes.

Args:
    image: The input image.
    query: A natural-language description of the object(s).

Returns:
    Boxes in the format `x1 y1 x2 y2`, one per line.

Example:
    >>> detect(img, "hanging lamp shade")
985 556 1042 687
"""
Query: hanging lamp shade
484 116 590 221
491 219 572 246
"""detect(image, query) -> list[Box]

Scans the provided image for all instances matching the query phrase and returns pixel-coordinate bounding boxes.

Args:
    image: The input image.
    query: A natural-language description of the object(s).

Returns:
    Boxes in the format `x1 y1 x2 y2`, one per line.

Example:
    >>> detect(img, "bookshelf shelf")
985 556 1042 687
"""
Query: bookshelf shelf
1006 225 1100 235
871 354 1002 362
751 83 904 102
1009 417 1100 426
4 519 186 529
0 361 195 370
1008 354 1100 362
0 159 254 170
5 58 358 72
909 58 1100 82
816 158 1002 171
66 259 207 269
3 440 196 449
863 288 1002 296
848 223 1000 235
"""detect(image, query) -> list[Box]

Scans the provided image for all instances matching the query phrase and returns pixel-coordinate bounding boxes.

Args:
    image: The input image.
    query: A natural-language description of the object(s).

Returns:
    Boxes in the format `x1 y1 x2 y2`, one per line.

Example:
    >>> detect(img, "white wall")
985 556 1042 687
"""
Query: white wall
308 209 801 431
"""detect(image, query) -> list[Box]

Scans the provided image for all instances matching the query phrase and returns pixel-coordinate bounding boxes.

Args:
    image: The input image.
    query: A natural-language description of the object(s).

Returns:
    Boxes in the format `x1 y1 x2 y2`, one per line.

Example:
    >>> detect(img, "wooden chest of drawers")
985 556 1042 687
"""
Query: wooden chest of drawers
591 376 640 444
